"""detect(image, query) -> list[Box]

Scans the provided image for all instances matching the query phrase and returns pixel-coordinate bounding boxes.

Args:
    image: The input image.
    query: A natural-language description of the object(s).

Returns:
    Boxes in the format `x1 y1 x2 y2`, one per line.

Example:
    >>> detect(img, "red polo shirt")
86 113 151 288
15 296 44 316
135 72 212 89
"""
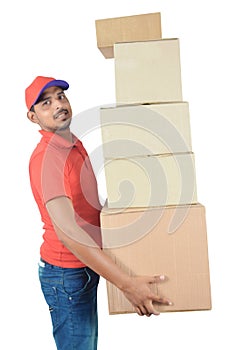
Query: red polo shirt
29 130 102 268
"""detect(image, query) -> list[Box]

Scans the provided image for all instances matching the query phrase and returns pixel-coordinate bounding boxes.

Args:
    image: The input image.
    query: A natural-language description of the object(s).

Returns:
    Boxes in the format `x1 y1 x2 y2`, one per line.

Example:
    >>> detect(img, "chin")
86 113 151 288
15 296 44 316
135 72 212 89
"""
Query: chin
59 118 72 130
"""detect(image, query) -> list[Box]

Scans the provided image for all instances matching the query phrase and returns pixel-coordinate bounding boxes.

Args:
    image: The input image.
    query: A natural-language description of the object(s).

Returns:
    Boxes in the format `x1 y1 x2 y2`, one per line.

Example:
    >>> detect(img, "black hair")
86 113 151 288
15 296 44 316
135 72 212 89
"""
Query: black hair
30 105 35 112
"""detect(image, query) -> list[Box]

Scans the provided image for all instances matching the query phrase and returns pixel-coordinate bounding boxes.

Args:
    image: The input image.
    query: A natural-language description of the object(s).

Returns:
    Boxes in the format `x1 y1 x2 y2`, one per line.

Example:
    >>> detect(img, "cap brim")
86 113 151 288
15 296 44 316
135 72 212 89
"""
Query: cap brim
33 79 69 106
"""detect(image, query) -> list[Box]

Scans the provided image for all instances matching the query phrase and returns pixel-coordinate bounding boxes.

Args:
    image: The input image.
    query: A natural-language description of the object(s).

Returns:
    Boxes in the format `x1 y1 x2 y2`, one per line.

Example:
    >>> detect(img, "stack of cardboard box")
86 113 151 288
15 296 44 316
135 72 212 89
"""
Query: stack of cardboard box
95 13 211 314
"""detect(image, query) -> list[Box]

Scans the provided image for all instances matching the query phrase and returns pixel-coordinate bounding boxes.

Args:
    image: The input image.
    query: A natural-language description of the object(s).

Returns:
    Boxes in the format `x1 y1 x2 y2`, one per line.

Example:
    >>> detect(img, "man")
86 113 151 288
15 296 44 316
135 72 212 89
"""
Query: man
26 76 171 350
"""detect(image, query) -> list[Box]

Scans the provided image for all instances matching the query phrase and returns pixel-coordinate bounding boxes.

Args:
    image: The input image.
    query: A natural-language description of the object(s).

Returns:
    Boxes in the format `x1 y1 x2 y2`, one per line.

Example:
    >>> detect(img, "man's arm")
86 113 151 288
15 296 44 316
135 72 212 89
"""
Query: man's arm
46 196 172 316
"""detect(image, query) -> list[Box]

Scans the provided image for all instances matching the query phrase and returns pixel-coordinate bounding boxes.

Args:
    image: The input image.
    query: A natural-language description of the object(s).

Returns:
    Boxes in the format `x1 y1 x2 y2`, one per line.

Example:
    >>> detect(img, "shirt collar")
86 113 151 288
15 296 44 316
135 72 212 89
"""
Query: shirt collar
39 130 82 149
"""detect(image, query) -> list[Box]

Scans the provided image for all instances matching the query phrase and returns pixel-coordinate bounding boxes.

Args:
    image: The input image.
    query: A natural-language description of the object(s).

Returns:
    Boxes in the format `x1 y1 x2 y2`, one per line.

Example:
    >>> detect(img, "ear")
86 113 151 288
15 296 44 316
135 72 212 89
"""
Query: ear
27 110 39 124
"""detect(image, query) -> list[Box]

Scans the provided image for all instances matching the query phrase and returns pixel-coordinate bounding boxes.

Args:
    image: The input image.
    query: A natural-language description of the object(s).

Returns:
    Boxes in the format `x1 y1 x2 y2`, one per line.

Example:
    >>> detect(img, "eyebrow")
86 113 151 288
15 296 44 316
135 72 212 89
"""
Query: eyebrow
38 90 65 103
38 95 50 103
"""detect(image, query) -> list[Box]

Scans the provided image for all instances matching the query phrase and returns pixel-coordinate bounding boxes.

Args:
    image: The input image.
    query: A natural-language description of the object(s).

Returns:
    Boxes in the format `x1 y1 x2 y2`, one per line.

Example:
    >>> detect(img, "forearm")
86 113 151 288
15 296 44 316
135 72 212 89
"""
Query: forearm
54 221 130 291
46 197 130 290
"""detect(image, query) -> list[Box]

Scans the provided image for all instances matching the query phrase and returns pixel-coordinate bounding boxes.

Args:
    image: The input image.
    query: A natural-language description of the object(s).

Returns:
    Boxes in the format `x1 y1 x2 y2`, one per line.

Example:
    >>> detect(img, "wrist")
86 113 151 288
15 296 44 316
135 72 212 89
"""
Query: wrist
117 274 133 292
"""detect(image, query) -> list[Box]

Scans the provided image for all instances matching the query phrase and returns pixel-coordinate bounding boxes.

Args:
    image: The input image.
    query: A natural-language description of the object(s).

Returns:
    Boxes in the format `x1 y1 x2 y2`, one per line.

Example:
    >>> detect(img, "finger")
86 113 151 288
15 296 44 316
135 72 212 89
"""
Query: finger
153 295 173 306
140 305 151 316
134 306 144 316
144 300 160 316
153 275 167 283
145 275 167 284
135 303 159 317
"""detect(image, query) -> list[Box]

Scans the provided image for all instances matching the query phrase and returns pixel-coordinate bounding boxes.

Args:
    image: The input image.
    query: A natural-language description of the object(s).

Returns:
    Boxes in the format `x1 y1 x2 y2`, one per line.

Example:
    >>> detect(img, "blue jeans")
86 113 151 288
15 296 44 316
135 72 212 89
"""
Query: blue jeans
38 259 99 350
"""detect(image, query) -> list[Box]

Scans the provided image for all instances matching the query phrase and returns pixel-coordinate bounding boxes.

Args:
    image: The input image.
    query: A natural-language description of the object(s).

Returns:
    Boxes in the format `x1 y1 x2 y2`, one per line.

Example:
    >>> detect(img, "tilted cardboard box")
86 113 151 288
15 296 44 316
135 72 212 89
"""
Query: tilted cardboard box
104 152 198 208
95 12 162 59
100 102 192 158
114 39 182 104
100 203 212 314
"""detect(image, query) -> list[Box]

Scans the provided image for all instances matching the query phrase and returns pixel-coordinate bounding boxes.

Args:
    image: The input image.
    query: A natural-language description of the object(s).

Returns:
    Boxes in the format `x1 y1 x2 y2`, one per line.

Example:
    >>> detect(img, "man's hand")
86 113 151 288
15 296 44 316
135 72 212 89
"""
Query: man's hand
121 275 172 316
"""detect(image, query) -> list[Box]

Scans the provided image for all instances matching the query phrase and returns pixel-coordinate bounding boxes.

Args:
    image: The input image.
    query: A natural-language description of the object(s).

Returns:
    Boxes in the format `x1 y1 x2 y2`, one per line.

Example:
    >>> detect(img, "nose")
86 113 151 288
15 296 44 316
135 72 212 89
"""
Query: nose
54 98 64 110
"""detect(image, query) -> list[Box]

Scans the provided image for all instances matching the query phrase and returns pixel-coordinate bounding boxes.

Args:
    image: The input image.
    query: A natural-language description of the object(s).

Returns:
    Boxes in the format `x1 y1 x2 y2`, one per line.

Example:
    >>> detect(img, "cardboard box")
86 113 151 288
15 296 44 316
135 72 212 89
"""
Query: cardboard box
100 203 212 314
114 39 183 104
95 12 162 58
104 152 198 208
100 102 192 158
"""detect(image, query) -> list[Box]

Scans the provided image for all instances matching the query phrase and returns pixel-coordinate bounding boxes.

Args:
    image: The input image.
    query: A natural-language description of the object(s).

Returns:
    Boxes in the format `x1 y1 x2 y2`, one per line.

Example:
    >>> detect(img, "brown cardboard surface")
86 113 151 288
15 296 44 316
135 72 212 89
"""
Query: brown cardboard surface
104 152 198 208
114 39 182 104
95 12 162 58
100 102 192 158
100 203 211 314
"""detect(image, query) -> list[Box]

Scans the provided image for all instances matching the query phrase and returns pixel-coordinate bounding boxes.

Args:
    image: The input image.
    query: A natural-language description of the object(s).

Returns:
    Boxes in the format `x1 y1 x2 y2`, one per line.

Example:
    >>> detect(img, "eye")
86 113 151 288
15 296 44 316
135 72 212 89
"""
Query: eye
42 99 51 106
59 93 67 100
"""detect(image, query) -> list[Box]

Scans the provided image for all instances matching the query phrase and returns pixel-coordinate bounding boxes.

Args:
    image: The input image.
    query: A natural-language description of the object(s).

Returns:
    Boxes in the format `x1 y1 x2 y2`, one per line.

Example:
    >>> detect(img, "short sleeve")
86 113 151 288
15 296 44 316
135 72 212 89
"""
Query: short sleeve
30 147 72 205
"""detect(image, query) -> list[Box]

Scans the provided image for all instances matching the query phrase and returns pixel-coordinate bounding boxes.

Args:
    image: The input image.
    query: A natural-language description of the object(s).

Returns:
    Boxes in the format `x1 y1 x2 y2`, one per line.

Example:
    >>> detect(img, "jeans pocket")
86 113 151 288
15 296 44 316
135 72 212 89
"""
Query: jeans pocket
63 268 91 296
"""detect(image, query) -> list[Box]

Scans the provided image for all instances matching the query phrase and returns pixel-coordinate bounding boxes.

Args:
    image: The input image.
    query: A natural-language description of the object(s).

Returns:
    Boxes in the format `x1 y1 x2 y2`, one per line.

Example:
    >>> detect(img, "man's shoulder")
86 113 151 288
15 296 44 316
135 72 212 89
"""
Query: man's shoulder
30 140 45 161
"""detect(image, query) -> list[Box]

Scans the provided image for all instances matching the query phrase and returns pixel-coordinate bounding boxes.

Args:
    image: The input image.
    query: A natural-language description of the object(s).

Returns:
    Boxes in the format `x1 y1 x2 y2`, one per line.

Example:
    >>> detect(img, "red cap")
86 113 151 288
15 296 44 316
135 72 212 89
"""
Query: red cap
25 76 69 110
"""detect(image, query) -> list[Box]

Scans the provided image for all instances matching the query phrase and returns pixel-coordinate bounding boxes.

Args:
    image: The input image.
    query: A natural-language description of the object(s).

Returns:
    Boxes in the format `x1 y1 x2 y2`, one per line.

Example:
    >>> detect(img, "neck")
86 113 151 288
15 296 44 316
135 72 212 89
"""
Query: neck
56 128 73 143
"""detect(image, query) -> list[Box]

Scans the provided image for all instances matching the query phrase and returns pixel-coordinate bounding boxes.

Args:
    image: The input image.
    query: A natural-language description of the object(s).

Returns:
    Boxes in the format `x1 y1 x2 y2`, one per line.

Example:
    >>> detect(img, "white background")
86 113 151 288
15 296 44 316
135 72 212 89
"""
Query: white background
1 0 236 349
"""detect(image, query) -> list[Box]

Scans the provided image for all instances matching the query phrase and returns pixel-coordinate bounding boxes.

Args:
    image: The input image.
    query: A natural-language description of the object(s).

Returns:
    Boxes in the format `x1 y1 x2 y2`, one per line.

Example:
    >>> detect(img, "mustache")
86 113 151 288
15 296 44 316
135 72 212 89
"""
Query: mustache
54 109 68 119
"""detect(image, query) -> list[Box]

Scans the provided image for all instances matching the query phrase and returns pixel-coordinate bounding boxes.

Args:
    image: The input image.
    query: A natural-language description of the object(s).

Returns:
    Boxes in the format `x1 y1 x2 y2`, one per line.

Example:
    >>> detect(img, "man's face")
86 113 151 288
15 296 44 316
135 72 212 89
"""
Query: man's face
27 86 72 133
